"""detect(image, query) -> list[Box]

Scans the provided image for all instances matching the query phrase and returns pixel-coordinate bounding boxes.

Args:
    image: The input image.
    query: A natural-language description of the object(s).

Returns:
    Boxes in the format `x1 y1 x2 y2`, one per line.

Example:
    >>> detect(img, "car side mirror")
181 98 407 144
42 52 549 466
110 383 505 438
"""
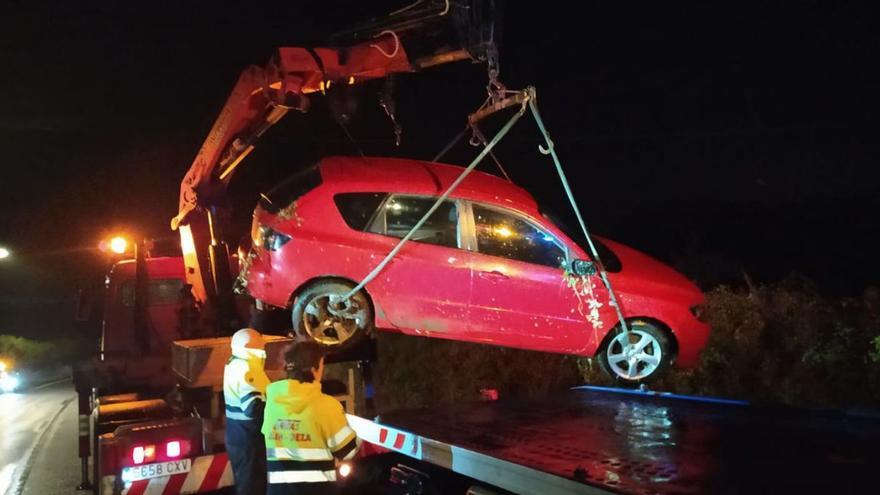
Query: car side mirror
571 259 598 277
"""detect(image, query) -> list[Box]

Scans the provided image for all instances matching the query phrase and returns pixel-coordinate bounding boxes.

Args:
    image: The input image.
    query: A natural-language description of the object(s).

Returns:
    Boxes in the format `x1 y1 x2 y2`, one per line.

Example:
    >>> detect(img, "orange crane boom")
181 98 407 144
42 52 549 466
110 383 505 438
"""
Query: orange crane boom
170 0 500 328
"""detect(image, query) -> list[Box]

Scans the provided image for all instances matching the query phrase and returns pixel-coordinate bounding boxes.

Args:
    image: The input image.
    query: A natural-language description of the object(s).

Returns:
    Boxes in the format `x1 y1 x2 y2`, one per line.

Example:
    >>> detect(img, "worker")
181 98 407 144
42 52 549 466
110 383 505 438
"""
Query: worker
224 328 270 495
263 341 359 494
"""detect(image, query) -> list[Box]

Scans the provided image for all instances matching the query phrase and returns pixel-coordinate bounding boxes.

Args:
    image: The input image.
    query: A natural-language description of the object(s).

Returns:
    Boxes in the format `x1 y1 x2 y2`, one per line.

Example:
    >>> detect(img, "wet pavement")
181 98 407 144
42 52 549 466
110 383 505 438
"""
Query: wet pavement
0 380 80 495
378 386 880 494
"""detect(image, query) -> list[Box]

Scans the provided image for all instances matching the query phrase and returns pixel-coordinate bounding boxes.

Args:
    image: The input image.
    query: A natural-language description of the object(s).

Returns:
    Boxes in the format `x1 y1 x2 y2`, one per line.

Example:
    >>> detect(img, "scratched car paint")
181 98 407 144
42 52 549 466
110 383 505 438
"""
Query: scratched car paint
241 156 710 382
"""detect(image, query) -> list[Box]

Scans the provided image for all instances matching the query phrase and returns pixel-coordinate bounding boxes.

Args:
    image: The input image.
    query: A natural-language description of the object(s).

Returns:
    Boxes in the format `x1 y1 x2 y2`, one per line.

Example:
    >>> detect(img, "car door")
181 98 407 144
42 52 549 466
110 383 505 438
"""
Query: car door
466 203 601 353
365 194 473 338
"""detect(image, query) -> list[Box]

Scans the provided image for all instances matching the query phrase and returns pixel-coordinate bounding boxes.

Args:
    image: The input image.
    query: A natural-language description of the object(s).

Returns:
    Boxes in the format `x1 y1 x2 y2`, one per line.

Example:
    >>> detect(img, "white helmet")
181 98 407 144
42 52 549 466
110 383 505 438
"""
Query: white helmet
231 328 266 359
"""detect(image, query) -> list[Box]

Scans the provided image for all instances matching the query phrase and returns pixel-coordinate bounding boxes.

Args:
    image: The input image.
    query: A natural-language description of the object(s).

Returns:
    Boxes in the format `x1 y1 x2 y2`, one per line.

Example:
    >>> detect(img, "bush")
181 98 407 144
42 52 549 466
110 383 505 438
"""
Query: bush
628 276 880 408
373 332 581 414
373 276 880 413
0 334 79 369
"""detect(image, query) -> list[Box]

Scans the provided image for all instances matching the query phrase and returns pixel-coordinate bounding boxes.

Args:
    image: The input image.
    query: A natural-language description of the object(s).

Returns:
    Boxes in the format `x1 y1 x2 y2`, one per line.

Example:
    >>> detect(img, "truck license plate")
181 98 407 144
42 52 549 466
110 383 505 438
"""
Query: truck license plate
121 458 191 482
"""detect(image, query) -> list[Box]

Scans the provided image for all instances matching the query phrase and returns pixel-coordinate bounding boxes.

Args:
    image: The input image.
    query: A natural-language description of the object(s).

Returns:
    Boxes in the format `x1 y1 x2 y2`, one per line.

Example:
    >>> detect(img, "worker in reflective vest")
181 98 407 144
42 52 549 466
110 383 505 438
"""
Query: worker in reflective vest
262 341 359 495
224 328 271 495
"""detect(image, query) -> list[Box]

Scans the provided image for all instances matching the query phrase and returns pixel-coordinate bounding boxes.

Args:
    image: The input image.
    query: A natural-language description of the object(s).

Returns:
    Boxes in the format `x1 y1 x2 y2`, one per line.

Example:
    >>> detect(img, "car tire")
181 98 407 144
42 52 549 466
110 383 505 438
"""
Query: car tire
597 320 672 386
291 280 373 350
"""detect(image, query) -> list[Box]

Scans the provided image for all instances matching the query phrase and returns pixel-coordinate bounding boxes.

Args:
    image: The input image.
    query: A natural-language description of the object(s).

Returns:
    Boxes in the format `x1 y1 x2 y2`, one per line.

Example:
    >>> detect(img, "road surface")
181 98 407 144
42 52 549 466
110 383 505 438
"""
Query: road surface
0 379 82 495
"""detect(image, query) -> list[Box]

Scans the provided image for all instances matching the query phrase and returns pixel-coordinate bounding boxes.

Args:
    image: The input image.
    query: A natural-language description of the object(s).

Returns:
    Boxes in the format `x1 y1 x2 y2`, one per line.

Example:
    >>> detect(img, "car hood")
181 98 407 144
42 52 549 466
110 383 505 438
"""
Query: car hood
599 237 704 303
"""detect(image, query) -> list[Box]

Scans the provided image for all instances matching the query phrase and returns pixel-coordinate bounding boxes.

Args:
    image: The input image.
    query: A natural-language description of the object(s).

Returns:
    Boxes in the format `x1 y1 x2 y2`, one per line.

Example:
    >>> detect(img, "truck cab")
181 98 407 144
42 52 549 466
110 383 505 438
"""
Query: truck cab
99 256 189 391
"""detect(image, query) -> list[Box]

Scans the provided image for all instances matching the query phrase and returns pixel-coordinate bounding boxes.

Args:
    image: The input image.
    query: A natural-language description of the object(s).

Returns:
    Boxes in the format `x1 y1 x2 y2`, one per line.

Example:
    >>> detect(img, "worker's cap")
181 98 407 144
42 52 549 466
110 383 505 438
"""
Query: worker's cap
284 341 325 372
231 328 266 359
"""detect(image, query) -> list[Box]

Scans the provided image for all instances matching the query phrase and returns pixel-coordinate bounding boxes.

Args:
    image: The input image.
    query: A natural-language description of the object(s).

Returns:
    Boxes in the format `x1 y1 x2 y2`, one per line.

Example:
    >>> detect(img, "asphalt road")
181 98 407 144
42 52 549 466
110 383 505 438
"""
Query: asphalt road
0 379 82 495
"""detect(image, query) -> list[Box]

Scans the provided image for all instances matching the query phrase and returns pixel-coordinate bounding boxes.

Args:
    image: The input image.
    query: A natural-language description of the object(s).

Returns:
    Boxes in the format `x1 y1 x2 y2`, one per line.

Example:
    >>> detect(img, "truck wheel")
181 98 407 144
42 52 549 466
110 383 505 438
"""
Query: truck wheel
597 320 672 385
291 280 372 349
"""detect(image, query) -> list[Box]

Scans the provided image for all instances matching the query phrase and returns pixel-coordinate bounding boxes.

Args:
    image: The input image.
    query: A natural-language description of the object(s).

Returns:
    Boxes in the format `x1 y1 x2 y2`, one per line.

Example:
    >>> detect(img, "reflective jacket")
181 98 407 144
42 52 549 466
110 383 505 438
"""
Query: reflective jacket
262 379 359 484
223 351 270 422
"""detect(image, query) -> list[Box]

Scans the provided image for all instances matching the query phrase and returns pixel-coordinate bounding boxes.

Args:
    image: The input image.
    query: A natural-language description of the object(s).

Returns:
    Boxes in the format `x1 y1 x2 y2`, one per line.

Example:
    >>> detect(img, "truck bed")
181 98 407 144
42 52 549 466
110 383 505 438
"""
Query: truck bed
358 386 880 494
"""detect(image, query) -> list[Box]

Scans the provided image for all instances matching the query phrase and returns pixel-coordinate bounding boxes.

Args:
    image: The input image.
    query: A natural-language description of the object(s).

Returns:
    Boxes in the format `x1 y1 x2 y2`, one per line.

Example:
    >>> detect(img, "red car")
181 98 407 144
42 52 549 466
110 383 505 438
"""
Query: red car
241 156 710 382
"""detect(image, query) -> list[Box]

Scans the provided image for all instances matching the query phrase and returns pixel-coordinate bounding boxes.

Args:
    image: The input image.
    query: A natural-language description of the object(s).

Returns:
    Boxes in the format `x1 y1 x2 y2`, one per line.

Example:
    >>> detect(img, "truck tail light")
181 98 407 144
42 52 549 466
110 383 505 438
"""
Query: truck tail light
166 441 181 458
132 445 156 465
166 439 192 459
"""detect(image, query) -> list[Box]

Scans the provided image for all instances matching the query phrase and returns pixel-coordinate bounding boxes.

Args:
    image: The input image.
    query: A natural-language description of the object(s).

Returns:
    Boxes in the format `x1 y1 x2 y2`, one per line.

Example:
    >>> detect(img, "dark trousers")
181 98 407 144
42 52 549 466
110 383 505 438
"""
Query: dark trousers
226 419 267 495
266 482 339 495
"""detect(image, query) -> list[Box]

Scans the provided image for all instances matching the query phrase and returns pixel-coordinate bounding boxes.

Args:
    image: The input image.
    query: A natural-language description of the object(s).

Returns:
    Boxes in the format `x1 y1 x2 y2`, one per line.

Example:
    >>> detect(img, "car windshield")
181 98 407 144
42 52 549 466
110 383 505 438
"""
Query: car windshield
539 207 623 273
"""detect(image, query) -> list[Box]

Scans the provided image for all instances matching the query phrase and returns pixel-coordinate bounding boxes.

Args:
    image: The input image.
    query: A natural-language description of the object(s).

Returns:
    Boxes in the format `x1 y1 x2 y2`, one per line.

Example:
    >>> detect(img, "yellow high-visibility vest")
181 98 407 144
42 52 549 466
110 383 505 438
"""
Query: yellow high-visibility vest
262 379 359 484
223 354 269 421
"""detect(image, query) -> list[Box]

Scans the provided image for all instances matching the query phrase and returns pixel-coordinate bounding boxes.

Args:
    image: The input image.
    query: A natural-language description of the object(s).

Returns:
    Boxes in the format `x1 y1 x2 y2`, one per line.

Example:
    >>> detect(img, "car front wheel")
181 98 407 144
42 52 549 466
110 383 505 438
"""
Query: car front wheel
597 320 672 384
291 280 372 349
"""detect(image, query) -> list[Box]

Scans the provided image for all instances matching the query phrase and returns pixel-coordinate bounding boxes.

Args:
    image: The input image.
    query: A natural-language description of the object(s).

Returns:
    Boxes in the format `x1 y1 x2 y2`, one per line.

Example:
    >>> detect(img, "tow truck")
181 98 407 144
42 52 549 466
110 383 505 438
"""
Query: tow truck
73 1 880 493
74 1 507 493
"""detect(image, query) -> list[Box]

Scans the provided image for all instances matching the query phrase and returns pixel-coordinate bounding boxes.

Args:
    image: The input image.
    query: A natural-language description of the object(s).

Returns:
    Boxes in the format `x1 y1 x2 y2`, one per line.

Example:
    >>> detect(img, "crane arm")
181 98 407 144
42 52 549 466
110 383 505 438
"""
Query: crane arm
171 36 418 230
170 1 499 325
172 0 499 230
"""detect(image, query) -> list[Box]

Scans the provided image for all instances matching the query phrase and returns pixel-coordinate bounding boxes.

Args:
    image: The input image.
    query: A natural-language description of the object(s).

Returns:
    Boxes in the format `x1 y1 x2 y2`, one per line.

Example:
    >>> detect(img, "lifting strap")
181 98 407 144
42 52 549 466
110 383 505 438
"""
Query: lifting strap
342 86 630 338
525 91 630 336
340 94 529 301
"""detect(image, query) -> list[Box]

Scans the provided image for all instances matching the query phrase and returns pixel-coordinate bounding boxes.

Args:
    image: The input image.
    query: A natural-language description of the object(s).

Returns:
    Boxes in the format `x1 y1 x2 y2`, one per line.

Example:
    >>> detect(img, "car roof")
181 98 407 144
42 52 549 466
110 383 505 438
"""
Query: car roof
318 156 539 211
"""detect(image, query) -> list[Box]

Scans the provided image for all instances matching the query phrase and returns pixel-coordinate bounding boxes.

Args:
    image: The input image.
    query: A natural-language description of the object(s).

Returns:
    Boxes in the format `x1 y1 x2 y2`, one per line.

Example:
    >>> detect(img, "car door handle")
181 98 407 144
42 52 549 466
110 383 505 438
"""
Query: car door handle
478 270 509 280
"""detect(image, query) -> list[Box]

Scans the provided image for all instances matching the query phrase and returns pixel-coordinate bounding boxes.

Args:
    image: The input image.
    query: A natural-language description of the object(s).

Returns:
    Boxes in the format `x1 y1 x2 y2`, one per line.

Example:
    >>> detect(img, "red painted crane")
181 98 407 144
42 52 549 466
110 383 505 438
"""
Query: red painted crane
170 1 500 330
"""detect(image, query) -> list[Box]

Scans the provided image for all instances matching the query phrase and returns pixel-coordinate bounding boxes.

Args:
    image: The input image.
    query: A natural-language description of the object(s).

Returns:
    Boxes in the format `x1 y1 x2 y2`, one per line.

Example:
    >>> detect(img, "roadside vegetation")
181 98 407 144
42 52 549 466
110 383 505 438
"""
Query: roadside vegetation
375 276 880 412
0 334 80 369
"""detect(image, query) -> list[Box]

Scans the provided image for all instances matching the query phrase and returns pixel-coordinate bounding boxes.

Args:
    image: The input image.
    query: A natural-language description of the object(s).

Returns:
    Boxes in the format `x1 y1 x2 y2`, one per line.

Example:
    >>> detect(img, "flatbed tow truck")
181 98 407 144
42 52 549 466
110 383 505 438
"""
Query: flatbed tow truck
73 2 879 493
80 253 880 494
351 384 880 494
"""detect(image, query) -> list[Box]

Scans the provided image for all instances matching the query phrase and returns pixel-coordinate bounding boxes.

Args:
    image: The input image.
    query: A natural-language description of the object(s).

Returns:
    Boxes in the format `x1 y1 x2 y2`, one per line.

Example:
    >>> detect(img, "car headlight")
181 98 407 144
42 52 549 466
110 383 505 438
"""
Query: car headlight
1 374 19 392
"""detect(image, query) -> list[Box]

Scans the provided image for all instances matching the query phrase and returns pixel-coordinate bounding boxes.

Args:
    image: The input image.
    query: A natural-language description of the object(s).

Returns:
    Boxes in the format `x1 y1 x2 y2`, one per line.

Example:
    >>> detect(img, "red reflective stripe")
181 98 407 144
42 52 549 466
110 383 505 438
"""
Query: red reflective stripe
198 453 228 491
162 473 188 495
379 428 388 444
393 433 405 450
126 480 149 495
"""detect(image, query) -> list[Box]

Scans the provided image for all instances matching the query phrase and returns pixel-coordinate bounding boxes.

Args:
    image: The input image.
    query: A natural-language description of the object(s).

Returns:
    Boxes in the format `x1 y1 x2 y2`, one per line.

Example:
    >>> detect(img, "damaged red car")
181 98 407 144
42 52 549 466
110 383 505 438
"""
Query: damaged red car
240 156 710 382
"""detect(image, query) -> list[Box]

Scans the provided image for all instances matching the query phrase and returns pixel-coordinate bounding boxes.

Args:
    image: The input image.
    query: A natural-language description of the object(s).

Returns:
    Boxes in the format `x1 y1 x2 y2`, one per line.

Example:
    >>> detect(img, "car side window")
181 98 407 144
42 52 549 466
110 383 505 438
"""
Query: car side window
368 196 459 248
473 205 566 268
334 193 388 231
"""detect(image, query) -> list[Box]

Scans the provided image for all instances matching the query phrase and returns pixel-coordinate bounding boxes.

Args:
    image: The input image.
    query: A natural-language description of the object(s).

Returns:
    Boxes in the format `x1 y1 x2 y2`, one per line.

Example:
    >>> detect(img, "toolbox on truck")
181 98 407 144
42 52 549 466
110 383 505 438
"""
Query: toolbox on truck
171 335 291 389
171 336 366 414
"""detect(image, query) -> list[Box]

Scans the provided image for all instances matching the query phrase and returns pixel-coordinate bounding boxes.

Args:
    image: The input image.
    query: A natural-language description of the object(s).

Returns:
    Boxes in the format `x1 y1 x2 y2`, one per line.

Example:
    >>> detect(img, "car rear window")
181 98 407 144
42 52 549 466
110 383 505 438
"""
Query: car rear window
259 165 323 213
334 193 387 231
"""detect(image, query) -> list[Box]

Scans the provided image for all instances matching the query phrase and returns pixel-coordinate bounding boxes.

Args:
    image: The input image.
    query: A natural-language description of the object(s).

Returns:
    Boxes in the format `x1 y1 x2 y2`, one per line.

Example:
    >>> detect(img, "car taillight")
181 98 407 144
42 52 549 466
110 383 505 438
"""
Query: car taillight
132 445 156 465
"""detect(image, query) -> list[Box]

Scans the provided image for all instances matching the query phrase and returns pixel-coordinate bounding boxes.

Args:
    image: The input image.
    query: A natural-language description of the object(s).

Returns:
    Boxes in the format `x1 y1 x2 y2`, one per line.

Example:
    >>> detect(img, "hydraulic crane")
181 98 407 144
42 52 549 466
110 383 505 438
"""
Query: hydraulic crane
170 0 500 334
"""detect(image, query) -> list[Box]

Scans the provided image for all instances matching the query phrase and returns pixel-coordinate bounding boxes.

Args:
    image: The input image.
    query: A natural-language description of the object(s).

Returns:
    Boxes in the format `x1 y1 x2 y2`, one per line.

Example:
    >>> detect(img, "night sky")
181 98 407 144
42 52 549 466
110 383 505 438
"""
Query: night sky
1 1 877 340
